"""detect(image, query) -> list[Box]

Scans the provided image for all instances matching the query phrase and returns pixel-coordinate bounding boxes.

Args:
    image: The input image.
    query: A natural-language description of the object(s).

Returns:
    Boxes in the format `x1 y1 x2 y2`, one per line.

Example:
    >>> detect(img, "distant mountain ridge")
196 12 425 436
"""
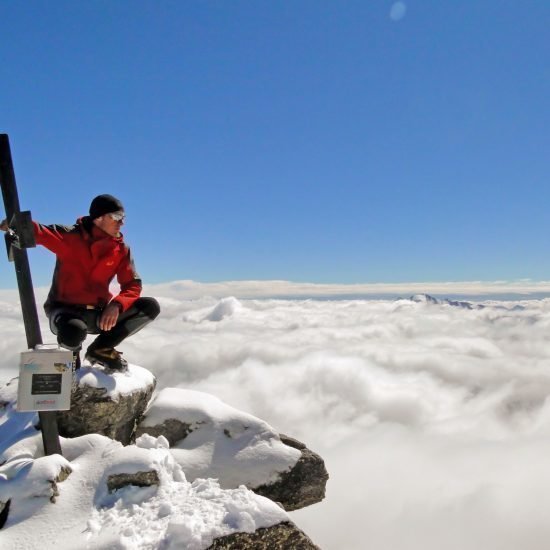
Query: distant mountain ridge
408 293 481 309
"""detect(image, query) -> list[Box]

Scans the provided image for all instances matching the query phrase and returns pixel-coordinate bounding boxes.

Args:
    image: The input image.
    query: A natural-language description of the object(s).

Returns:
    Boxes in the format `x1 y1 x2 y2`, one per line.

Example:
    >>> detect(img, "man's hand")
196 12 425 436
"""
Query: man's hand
0 219 8 232
99 302 121 331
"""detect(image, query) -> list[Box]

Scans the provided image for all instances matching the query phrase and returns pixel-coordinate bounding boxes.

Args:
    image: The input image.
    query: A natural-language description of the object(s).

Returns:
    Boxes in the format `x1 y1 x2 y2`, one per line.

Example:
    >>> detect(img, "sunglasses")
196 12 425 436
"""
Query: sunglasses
109 211 126 222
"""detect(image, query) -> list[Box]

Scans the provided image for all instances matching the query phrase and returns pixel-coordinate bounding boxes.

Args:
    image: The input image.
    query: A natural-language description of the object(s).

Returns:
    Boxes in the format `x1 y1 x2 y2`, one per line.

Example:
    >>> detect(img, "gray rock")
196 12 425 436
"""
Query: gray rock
135 417 193 446
56 372 156 445
207 521 320 549
49 465 72 503
107 470 160 493
252 434 329 511
0 500 10 529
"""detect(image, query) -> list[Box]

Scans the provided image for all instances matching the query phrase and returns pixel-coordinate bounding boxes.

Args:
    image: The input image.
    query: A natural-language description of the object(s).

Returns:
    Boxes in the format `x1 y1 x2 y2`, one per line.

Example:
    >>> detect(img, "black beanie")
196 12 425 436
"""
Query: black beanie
89 194 124 219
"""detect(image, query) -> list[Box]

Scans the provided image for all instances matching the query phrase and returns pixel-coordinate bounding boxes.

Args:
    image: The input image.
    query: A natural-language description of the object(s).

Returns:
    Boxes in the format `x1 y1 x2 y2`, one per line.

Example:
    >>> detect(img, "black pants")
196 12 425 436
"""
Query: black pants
48 297 160 352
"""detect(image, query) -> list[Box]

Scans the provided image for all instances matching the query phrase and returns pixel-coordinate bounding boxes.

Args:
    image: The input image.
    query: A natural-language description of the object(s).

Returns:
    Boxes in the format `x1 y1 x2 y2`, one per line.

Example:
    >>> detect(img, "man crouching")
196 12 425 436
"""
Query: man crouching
2 194 160 370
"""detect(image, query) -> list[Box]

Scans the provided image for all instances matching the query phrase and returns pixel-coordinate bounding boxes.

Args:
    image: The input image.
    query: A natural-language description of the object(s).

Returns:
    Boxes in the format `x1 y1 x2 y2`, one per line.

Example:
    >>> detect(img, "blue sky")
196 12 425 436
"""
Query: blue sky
1 1 549 288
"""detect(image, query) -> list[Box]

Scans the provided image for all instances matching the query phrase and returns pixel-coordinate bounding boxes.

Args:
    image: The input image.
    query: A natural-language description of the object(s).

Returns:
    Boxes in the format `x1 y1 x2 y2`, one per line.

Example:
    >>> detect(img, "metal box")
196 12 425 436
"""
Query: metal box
17 345 73 412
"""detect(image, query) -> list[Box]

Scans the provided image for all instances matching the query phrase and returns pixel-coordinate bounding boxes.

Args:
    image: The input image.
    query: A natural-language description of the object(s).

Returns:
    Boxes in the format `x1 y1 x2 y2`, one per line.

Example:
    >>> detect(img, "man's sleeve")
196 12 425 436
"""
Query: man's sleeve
112 248 142 311
32 221 74 256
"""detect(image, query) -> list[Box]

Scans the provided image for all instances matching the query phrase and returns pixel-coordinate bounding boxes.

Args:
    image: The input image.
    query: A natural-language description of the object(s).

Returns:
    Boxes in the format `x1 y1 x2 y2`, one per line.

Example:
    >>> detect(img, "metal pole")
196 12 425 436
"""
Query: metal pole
0 134 62 456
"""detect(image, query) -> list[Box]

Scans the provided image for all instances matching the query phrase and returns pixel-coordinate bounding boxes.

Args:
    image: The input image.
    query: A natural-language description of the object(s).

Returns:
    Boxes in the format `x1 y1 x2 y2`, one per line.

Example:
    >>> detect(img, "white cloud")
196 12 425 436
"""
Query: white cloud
144 278 550 300
3 285 550 548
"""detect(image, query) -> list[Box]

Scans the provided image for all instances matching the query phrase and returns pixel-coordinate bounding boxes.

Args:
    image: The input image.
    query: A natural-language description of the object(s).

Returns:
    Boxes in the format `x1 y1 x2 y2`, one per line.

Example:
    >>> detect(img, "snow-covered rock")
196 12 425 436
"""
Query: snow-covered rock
0 432 318 549
0 366 324 547
409 293 440 305
56 364 156 444
135 388 328 510
409 293 481 309
0 451 72 528
136 388 301 490
253 434 328 511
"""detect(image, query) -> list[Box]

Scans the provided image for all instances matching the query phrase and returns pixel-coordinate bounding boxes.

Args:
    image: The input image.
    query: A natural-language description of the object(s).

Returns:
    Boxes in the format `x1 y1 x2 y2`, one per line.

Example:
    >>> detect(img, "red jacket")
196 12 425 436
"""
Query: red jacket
33 217 141 313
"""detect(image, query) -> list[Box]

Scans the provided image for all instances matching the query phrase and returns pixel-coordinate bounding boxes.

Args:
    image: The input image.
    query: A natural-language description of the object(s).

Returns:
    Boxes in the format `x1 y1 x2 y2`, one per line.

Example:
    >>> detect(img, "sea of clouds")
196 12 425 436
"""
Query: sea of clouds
2 281 550 549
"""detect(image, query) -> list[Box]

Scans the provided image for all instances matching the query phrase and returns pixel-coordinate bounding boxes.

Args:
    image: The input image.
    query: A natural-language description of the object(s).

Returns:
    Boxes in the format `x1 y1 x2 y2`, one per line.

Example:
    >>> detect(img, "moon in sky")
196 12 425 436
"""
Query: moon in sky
390 2 407 21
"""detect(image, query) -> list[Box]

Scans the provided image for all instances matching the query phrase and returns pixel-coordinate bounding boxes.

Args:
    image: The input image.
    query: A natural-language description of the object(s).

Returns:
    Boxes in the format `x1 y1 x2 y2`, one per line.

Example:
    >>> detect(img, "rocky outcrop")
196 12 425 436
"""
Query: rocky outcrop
56 366 156 445
135 388 328 511
408 293 482 310
138 417 328 511
1 368 327 547
207 521 320 549
252 434 328 511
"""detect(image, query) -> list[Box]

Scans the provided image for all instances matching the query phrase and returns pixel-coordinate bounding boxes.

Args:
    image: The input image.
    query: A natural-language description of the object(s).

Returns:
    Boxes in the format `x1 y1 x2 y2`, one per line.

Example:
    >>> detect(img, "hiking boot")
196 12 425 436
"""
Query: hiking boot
85 347 128 371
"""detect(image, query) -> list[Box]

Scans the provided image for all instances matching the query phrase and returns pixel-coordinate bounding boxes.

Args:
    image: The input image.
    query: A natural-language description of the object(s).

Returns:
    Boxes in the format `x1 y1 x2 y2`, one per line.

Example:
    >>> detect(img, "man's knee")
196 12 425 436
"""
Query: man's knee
53 315 87 350
134 297 161 320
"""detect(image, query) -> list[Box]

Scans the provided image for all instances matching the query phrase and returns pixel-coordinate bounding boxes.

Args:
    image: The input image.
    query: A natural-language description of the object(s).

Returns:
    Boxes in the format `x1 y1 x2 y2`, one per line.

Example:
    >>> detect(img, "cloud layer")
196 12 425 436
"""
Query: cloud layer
2 286 550 549
144 278 550 300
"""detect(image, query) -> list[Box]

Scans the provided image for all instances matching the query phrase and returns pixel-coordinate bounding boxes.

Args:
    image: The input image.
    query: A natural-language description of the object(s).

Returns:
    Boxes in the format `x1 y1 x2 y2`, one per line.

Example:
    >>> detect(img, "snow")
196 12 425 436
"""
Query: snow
0 374 291 549
77 363 156 399
141 388 301 488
